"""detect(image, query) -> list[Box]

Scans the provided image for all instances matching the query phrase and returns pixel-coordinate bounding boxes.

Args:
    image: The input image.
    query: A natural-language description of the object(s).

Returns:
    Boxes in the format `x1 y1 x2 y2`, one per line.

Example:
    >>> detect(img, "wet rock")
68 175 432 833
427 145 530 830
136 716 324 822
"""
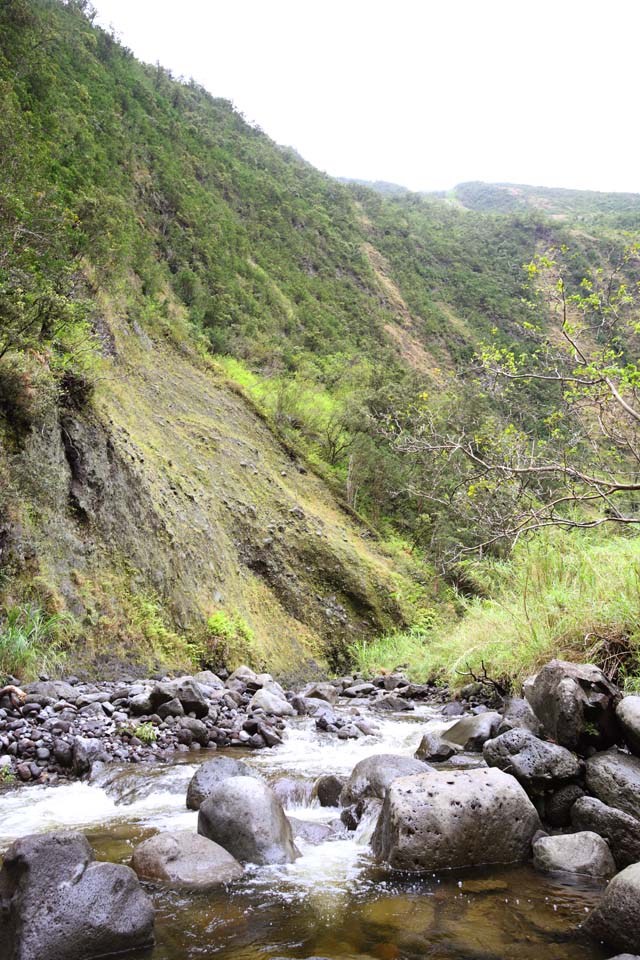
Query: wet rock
186 756 255 810
198 776 298 865
0 831 154 959
341 753 428 805
532 831 615 878
131 831 243 889
373 695 414 712
288 817 334 844
482 728 581 792
586 749 640 819
249 688 295 717
442 701 465 717
372 767 540 872
313 773 345 807
444 711 502 751
414 732 459 763
272 776 313 806
586 862 640 954
616 696 640 757
572 796 640 869
524 659 621 752
498 697 543 736
343 682 376 698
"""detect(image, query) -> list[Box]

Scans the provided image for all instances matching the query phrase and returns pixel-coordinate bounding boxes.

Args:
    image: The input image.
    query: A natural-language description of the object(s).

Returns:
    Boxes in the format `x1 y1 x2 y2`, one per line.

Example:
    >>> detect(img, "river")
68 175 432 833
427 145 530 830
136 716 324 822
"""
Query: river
0 702 608 959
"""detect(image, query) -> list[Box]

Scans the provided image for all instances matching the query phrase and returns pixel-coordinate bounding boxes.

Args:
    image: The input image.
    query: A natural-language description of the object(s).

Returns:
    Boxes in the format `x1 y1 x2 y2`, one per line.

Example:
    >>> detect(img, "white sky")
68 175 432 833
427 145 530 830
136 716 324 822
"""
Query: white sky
93 0 640 194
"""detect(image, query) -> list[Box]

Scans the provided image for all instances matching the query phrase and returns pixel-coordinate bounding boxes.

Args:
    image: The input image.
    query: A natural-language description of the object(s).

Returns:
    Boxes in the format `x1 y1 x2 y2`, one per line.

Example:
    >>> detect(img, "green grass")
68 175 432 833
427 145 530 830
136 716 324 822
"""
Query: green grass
351 529 640 688
0 604 66 680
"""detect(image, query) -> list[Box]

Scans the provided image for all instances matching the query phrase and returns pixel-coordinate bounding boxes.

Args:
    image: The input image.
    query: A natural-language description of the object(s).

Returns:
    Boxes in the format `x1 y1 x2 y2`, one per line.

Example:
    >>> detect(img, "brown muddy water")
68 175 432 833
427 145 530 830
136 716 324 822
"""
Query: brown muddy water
0 708 609 960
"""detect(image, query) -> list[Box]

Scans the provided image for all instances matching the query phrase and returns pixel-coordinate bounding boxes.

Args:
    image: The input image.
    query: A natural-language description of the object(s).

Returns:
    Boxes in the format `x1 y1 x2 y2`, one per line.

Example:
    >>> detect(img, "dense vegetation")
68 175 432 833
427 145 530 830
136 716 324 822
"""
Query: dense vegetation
1 0 640 681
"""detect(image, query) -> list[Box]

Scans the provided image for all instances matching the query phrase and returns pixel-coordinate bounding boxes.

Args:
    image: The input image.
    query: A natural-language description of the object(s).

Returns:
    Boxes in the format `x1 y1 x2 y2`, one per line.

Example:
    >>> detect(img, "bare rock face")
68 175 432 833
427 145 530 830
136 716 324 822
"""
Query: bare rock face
482 727 581 793
532 831 615 878
523 659 620 752
198 776 298 865
372 767 540 872
186 756 255 810
585 862 640 954
572 796 640 869
340 754 429 805
616 696 640 757
586 750 640 820
131 831 243 889
0 832 154 960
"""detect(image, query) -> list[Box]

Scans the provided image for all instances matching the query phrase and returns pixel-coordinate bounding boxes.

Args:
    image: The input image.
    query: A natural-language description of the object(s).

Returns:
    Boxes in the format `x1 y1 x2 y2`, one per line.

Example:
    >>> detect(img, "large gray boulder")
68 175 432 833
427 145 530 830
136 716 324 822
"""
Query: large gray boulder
25 680 76 702
586 750 640 819
414 732 459 763
198 776 298 865
586 862 640 954
131 831 243 889
150 676 208 719
616 696 640 757
532 831 615 878
249 688 295 716
443 711 502 751
0 832 154 960
372 767 540 872
524 659 620 752
482 727 581 793
186 756 255 810
499 697 543 736
340 753 428 805
572 796 640 869
312 774 345 807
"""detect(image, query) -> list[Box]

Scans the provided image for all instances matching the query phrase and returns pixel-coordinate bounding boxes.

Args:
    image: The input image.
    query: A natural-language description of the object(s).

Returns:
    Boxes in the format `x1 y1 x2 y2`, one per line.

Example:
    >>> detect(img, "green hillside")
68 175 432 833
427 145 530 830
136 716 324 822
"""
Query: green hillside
1 0 639 680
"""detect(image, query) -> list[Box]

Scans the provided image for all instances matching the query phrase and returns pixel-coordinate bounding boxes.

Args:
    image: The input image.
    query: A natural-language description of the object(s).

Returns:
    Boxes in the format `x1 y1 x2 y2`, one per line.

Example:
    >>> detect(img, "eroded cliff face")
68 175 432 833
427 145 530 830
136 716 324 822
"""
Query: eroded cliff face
0 312 407 677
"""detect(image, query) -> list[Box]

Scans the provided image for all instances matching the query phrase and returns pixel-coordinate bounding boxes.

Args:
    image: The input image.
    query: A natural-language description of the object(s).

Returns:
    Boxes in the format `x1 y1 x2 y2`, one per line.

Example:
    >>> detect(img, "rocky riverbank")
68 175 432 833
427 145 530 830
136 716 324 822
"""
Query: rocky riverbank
0 668 441 785
3 658 640 959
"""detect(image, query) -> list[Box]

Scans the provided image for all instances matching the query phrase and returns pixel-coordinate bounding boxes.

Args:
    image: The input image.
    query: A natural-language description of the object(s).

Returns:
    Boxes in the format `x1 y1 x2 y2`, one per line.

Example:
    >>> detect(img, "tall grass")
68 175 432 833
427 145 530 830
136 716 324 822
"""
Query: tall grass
0 605 67 680
351 530 640 688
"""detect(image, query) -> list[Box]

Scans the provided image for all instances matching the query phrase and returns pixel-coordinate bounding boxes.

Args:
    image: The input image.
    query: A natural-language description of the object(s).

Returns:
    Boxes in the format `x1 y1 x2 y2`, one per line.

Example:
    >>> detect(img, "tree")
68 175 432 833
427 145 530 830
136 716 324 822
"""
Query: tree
386 243 640 564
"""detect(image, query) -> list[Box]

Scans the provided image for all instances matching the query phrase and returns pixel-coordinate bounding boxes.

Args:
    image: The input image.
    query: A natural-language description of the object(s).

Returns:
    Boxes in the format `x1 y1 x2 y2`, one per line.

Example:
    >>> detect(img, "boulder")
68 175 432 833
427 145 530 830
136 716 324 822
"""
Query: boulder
25 680 76 702
532 831 615 878
227 665 258 684
198 776 298 865
312 774 345 807
300 682 338 704
482 728 581 792
249 688 295 717
498 697 543 736
186 756 255 810
586 862 640 954
443 711 502 751
616 696 640 757
373 695 414 712
372 767 540 872
288 818 335 844
150 677 208 719
340 754 428 805
414 732 459 763
524 659 620 752
72 737 108 776
131 831 242 889
0 832 154 960
193 670 224 689
572 796 640 869
586 750 640 819
343 682 376 698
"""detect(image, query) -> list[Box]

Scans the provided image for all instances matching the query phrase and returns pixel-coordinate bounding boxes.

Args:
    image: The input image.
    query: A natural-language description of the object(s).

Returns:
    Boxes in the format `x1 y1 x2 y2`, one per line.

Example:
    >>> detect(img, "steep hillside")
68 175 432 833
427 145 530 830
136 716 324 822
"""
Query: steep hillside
2 0 639 678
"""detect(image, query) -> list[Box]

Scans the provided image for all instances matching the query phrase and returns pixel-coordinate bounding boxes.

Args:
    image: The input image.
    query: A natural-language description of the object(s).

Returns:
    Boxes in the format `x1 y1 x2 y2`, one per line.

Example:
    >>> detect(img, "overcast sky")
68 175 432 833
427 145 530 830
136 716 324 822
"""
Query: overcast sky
93 0 640 194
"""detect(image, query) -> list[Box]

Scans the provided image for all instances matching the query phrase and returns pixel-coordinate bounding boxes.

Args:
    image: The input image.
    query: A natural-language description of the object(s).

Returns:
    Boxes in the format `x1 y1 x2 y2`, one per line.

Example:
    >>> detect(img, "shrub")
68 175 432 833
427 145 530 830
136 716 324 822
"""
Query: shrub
202 610 258 671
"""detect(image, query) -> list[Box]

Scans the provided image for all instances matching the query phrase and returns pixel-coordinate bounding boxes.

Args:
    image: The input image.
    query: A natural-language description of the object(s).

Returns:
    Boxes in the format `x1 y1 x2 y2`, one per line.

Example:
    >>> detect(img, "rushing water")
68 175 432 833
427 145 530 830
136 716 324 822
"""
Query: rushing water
0 703 609 960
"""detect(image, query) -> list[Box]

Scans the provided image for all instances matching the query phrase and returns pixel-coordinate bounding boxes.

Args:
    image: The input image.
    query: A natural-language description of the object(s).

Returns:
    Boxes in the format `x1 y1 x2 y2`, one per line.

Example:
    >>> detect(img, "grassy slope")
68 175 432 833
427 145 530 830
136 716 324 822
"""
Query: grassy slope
352 528 640 688
2 0 640 679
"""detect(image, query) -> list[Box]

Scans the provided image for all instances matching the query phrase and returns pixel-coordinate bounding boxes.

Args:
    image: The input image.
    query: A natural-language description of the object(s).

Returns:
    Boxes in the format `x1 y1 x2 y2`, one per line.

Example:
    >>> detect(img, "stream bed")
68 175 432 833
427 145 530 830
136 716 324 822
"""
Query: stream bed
0 704 609 960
